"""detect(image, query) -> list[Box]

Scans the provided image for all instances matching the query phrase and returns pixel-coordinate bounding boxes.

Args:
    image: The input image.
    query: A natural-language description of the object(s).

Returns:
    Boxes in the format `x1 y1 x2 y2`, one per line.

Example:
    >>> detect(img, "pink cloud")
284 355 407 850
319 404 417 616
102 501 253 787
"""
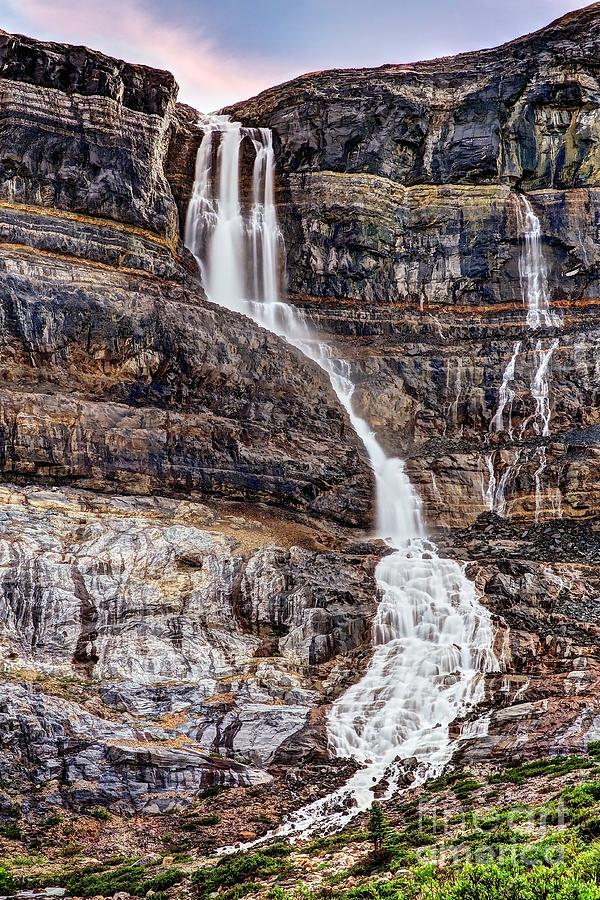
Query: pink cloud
4 0 293 111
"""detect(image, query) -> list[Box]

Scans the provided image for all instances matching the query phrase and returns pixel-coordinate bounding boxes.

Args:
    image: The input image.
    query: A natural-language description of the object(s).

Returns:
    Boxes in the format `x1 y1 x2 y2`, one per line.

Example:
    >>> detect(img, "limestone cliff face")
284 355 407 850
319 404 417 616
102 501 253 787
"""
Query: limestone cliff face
224 4 600 773
0 32 378 818
228 3 600 530
3 4 600 832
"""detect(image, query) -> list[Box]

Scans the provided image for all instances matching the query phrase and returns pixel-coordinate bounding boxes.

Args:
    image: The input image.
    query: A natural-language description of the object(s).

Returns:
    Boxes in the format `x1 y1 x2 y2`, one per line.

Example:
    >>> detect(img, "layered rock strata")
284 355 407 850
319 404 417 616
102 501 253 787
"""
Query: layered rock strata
228 3 600 530
0 31 377 816
223 3 600 777
3 3 600 827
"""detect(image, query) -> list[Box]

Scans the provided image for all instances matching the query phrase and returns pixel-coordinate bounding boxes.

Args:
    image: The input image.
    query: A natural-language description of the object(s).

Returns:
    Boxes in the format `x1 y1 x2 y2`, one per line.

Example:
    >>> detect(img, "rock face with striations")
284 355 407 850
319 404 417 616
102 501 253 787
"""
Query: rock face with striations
227 2 600 529
0 31 378 818
3 4 600 831
226 4 600 771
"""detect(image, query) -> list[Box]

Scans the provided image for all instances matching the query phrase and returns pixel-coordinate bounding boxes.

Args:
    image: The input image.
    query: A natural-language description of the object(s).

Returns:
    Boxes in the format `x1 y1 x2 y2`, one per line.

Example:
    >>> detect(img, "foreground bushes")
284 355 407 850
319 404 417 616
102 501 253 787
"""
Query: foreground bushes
275 854 600 900
0 864 15 895
192 842 292 898
14 861 185 898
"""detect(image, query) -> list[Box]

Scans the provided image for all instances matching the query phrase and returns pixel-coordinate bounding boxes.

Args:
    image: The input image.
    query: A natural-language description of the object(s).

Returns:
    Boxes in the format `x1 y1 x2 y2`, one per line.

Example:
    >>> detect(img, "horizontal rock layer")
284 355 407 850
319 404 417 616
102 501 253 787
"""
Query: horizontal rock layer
0 29 378 818
227 5 600 530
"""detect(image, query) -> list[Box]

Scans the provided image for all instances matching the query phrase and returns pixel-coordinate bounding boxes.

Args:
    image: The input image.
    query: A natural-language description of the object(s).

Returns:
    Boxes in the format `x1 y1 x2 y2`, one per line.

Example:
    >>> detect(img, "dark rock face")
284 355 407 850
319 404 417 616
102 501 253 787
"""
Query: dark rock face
227 3 600 532
0 32 180 241
223 4 600 767
0 31 377 815
438 517 600 763
0 256 371 526
228 4 600 192
0 30 373 529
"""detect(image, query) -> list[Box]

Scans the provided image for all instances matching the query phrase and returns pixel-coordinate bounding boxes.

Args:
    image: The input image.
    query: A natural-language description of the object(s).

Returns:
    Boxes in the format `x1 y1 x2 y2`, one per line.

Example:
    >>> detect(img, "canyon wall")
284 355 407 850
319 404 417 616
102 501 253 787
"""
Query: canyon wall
2 4 600 834
228 3 600 773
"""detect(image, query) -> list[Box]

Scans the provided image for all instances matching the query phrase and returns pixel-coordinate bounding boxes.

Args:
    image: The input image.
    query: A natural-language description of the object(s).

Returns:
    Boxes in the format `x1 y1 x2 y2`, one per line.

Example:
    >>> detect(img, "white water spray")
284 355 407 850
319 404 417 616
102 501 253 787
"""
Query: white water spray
185 116 496 835
516 196 561 331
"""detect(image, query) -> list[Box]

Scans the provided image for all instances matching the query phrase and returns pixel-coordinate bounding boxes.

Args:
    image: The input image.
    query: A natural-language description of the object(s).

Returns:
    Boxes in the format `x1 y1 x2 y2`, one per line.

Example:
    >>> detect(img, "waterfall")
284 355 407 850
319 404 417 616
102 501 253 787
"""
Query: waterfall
516 196 561 331
487 196 561 522
492 341 521 436
185 115 496 835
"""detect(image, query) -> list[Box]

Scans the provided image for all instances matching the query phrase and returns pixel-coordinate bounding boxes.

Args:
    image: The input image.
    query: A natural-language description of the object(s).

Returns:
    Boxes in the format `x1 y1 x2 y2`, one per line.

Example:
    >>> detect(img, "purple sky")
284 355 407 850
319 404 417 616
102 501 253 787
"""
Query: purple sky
0 0 589 111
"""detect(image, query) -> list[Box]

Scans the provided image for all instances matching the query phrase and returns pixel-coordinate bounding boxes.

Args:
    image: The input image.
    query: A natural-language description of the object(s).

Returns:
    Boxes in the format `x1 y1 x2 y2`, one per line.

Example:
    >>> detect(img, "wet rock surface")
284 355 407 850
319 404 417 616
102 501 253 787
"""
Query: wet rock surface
0 32 377 820
1 2 600 839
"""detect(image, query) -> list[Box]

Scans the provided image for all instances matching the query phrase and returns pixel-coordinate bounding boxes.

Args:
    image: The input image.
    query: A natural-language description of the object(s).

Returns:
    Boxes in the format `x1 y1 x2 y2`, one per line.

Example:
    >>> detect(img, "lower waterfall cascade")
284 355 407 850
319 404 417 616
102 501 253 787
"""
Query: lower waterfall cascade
485 194 562 523
185 115 497 835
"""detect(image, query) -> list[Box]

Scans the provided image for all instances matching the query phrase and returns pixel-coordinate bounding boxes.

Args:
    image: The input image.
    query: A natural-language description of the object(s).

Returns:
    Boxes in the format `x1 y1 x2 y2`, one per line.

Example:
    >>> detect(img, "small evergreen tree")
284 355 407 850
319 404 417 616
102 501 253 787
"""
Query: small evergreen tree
367 801 389 852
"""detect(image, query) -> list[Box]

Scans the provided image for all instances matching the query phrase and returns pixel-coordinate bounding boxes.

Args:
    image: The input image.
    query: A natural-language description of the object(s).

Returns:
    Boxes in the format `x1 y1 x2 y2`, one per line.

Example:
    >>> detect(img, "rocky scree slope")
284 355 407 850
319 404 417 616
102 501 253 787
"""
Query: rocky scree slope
225 4 600 776
0 30 379 825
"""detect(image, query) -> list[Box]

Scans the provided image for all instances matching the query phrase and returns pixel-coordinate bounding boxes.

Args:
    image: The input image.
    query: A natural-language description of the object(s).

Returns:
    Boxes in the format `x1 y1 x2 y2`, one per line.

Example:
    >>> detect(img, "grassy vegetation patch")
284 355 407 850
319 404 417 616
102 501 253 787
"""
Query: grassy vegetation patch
490 755 593 785
192 842 292 898
307 830 368 854
14 860 185 897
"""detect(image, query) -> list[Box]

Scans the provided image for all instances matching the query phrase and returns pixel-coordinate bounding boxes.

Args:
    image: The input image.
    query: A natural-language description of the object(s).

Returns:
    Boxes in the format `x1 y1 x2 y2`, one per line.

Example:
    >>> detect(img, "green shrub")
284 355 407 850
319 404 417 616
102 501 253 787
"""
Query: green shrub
200 785 228 800
562 781 600 814
0 864 16 895
192 842 292 897
43 815 63 828
477 806 531 831
453 777 482 800
88 808 111 821
577 814 600 838
490 755 592 786
306 830 367 854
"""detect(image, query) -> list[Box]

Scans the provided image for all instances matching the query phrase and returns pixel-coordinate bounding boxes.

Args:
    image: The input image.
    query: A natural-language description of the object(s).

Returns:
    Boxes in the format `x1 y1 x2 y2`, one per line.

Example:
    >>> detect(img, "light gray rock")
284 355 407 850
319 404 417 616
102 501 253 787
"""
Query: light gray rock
0 485 377 811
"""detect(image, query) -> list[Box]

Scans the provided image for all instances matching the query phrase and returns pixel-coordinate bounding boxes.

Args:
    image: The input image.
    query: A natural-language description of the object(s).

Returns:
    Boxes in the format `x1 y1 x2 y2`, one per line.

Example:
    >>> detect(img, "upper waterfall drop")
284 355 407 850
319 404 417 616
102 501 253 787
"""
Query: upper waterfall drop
516 196 562 331
184 115 497 834
486 194 562 522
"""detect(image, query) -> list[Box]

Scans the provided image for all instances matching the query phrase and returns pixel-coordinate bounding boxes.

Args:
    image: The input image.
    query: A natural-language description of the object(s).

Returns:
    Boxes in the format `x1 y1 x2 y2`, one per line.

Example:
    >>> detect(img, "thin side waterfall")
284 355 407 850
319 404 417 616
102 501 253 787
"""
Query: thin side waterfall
486 196 561 522
516 196 561 331
185 115 497 836
491 341 521 436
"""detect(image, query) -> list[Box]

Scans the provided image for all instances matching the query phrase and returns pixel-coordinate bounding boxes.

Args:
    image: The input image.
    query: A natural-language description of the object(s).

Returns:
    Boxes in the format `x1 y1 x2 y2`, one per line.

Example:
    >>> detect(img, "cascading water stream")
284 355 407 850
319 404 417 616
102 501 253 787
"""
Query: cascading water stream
516 196 561 331
492 341 521 436
185 115 496 835
486 195 561 522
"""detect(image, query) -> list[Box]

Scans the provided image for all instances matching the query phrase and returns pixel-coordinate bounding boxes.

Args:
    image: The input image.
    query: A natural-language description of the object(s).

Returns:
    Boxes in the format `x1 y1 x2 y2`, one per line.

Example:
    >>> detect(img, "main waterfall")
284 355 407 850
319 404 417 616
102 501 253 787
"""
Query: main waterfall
185 116 496 834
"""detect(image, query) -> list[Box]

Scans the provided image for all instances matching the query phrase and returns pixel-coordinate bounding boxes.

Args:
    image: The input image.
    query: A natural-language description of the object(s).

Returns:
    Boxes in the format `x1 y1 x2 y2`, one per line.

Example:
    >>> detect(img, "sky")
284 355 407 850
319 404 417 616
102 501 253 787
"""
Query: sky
0 0 591 111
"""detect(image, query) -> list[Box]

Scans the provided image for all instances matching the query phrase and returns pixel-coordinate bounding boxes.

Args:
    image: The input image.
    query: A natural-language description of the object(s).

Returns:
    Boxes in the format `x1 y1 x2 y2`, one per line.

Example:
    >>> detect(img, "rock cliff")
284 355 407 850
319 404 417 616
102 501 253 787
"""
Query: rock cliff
0 30 378 824
226 1 600 794
228 2 600 528
1 2 600 850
